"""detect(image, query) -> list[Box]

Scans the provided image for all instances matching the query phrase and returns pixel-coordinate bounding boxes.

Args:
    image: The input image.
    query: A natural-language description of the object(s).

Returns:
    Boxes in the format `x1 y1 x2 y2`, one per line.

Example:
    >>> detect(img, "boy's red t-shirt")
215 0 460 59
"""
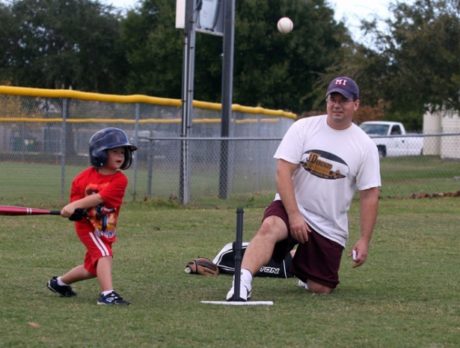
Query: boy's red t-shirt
70 167 128 242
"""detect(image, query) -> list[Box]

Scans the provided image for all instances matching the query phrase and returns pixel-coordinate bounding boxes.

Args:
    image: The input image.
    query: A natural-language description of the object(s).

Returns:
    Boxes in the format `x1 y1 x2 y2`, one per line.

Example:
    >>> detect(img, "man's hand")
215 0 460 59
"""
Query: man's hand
289 211 311 244
350 239 369 268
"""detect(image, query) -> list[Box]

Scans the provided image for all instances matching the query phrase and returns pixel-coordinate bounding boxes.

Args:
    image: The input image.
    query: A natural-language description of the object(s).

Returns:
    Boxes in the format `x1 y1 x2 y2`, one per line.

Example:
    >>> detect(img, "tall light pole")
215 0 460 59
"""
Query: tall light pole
179 0 199 204
219 0 235 199
177 0 232 203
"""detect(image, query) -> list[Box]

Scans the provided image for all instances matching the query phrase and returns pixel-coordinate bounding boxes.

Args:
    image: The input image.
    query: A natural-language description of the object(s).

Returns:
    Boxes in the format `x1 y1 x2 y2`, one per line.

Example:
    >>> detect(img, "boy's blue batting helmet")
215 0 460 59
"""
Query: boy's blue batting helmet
89 128 137 170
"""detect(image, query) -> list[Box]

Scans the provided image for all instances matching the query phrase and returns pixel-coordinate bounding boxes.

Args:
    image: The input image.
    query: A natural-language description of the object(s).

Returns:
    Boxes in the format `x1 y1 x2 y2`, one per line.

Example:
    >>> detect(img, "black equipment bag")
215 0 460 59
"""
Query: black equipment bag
212 242 293 278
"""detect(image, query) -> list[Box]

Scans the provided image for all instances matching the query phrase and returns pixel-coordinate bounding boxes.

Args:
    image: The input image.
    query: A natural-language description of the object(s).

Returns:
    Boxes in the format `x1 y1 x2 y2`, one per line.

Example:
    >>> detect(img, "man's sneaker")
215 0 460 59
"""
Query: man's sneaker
97 291 130 305
297 279 309 290
226 278 252 301
47 276 76 297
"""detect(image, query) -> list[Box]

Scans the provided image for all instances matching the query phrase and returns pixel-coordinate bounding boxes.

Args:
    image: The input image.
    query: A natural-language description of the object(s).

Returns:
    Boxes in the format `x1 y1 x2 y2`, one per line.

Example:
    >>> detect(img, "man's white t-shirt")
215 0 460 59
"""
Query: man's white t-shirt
274 115 381 246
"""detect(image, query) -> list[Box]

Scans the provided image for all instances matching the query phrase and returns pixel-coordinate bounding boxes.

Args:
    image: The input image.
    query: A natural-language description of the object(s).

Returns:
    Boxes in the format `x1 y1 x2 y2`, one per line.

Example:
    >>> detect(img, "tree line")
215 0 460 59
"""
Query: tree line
0 0 458 130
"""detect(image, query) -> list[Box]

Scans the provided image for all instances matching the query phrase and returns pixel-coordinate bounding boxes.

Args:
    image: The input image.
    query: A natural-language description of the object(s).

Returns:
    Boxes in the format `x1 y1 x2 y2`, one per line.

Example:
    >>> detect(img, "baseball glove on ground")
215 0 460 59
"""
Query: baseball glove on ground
184 257 219 276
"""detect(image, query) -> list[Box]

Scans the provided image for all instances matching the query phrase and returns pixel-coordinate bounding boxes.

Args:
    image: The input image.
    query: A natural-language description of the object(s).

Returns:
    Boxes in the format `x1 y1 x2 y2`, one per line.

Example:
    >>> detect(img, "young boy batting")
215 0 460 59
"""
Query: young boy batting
47 127 137 305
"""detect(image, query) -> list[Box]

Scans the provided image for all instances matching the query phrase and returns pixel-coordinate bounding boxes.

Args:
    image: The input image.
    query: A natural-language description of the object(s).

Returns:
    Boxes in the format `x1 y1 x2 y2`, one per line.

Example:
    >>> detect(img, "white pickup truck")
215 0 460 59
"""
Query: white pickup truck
359 121 424 157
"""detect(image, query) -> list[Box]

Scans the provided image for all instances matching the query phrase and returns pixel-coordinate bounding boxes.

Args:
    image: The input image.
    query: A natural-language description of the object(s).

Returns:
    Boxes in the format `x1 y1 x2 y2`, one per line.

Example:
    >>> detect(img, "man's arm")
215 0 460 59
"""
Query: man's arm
276 159 311 244
352 187 380 267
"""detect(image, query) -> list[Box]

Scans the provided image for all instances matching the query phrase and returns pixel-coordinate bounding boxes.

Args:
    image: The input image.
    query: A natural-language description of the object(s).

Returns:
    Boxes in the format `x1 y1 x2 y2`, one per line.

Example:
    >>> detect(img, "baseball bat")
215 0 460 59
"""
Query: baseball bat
0 205 61 216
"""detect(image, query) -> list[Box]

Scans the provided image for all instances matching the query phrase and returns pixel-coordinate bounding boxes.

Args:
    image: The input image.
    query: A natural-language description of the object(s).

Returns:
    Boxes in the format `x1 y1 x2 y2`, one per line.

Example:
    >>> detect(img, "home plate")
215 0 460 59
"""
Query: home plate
200 300 273 306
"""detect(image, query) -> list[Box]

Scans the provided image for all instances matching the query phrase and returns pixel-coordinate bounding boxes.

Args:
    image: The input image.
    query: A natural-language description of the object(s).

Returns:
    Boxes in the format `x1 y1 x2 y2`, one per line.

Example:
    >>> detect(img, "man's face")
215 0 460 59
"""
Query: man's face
326 93 359 129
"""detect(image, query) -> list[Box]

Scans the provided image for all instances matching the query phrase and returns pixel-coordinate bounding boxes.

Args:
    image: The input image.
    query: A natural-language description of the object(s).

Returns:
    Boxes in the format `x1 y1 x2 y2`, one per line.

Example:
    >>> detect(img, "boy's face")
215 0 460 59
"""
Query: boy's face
105 147 126 170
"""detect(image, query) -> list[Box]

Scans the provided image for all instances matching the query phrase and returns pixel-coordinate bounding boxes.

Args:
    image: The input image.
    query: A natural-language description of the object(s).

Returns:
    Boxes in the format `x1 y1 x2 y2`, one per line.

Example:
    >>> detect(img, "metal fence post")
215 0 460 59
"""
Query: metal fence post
60 98 68 202
147 138 153 197
132 103 141 201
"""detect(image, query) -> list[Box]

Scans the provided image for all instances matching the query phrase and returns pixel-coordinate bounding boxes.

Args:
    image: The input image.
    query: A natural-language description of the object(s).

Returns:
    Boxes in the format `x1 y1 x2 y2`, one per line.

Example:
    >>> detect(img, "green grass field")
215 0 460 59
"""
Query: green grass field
1 197 459 347
1 155 460 207
379 156 460 197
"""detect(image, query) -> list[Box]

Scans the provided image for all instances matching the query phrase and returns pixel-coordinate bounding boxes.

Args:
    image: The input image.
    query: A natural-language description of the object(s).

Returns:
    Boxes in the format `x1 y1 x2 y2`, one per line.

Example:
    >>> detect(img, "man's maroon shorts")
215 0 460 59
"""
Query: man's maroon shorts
262 200 344 288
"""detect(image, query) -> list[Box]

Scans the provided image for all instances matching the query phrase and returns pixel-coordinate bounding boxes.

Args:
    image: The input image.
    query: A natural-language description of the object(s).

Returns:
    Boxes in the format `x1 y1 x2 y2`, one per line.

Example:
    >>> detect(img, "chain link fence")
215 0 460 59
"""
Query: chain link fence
1 86 459 206
0 86 294 205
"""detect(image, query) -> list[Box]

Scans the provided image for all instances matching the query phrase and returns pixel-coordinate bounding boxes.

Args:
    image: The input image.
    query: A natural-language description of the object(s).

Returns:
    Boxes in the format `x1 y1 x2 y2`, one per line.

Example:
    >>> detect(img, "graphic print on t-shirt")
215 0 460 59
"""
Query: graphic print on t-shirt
300 149 348 180
84 183 118 242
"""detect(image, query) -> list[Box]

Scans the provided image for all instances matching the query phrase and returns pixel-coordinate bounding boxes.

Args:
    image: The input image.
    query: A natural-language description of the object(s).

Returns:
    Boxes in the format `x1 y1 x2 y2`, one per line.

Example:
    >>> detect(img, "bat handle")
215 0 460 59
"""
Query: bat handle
49 210 61 215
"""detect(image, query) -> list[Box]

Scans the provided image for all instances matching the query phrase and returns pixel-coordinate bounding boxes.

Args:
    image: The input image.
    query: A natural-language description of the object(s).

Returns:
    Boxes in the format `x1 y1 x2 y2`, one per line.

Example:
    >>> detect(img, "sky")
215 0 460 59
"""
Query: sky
100 0 405 43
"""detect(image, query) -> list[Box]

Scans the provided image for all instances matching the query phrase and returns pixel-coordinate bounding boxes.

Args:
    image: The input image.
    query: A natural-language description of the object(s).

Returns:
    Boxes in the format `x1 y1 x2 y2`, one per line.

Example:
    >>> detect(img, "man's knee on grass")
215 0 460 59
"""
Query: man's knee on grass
307 280 333 294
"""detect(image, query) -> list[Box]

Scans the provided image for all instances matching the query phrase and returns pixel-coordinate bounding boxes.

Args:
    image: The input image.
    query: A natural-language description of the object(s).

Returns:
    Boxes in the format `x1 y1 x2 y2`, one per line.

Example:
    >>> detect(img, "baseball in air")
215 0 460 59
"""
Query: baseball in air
277 17 294 34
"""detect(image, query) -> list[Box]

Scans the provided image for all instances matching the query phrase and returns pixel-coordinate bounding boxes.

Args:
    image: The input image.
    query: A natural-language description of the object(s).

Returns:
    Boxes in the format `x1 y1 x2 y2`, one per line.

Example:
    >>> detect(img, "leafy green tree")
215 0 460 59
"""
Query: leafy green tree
3 0 127 92
356 0 460 129
122 0 350 113
233 0 349 113
121 0 183 97
0 3 15 83
121 0 225 100
1 0 352 115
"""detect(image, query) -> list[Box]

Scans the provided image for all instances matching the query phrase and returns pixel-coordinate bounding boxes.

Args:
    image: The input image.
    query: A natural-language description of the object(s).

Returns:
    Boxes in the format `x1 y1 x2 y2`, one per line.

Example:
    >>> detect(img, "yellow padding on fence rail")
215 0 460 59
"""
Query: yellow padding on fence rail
0 86 297 120
0 85 180 106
